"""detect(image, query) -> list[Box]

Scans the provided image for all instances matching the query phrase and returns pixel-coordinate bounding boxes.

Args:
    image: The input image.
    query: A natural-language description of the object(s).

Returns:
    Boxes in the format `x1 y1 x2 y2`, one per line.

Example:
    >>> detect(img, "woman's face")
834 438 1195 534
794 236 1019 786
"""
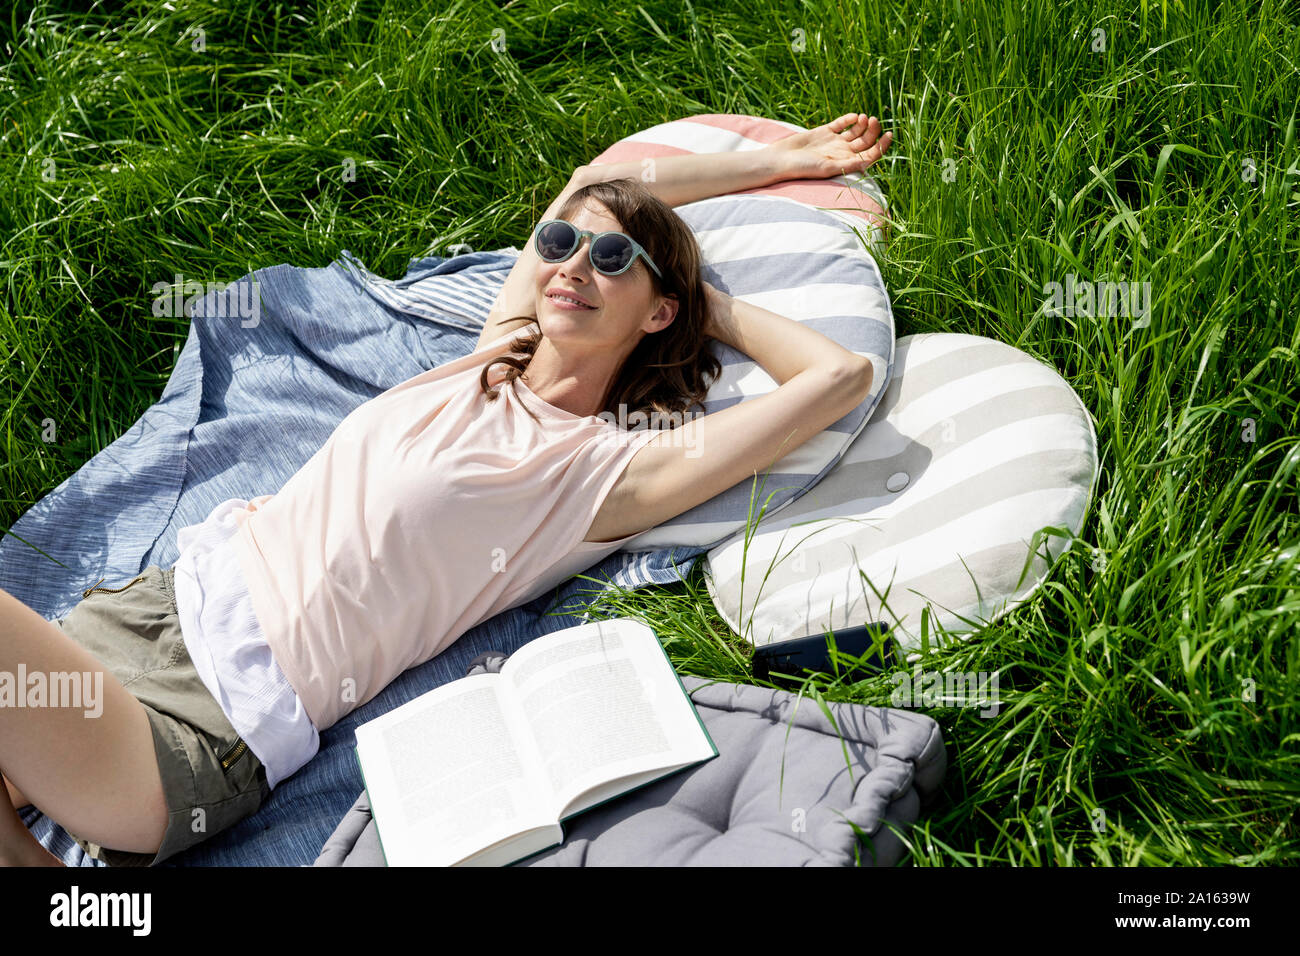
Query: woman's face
535 199 675 350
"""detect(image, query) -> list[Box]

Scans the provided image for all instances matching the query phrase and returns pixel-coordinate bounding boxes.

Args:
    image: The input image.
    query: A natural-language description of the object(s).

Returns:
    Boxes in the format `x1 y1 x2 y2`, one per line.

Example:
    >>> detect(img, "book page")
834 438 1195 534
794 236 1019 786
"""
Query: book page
355 676 553 866
500 619 714 815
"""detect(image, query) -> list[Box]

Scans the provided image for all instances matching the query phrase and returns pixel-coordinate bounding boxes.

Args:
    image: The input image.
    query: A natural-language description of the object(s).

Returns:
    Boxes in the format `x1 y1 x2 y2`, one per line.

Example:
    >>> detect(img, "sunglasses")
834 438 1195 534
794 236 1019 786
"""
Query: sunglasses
533 219 662 278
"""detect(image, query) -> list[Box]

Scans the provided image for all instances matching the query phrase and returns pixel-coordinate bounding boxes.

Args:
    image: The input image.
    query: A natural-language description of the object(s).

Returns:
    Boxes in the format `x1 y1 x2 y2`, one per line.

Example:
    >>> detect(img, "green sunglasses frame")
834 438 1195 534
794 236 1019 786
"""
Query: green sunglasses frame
533 219 663 279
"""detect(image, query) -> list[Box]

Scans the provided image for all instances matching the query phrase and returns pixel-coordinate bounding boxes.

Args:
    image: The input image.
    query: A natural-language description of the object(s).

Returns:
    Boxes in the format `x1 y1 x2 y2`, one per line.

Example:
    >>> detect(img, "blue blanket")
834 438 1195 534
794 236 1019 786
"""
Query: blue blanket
1 249 706 866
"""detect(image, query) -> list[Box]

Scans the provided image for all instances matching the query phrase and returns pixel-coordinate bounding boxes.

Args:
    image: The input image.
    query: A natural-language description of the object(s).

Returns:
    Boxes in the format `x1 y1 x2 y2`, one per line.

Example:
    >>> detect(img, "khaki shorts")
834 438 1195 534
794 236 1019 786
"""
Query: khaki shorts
49 564 270 866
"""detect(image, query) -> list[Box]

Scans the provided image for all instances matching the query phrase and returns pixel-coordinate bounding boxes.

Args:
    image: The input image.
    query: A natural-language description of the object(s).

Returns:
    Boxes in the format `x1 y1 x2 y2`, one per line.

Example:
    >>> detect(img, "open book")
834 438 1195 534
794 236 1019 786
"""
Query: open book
354 617 718 866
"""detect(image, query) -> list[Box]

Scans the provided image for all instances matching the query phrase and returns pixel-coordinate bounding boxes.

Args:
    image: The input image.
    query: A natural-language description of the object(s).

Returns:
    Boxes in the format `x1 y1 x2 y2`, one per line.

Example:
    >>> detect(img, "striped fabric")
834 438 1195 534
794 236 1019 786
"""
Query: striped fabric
623 193 895 550
344 246 526 335
590 112 890 250
703 334 1100 652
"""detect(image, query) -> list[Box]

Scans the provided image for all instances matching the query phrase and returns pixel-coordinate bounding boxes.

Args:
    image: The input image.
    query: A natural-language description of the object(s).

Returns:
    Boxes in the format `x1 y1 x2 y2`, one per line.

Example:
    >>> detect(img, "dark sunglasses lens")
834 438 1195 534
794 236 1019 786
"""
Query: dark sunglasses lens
536 222 578 261
591 234 634 274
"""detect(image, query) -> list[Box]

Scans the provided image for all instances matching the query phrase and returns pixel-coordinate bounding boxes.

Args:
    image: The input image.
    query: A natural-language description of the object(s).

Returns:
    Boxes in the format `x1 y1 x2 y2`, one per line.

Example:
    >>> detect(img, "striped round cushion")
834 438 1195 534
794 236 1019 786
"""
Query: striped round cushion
588 113 895 551
702 334 1099 651
590 112 890 249
618 192 895 551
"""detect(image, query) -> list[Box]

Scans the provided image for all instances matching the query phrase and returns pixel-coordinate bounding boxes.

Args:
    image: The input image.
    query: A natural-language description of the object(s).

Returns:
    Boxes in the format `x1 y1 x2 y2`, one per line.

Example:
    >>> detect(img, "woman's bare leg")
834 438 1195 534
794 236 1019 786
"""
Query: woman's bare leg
0 774 62 866
0 587 168 862
0 769 63 865
4 773 29 810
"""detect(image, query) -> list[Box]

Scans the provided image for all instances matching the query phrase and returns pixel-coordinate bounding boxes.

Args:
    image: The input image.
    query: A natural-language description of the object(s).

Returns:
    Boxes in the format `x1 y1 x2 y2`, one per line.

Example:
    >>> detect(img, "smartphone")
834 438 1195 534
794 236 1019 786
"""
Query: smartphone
750 622 895 688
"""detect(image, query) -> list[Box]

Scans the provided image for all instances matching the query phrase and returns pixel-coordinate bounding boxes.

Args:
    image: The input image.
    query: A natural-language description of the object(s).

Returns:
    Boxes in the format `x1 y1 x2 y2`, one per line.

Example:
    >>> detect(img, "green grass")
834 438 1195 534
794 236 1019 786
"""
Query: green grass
2 0 1298 865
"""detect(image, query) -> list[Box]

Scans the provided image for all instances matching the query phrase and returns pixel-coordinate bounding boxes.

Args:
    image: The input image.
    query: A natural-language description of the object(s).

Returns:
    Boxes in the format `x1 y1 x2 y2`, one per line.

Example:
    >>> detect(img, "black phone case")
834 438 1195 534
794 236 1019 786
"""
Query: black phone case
750 622 895 687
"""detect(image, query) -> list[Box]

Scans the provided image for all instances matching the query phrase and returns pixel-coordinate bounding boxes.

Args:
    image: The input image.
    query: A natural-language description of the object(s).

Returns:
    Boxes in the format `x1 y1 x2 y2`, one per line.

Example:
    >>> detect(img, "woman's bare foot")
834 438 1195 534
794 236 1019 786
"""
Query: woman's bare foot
763 112 894 243
765 112 895 181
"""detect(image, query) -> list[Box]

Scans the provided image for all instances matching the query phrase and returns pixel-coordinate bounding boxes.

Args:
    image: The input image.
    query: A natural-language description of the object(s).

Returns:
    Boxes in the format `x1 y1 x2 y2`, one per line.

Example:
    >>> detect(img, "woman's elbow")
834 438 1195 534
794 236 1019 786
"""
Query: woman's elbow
835 358 875 399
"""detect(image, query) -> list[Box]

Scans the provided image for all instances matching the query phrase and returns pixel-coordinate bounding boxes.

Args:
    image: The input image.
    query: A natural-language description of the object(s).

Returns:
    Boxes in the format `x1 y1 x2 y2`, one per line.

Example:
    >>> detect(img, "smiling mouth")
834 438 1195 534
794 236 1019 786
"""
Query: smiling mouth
548 293 597 309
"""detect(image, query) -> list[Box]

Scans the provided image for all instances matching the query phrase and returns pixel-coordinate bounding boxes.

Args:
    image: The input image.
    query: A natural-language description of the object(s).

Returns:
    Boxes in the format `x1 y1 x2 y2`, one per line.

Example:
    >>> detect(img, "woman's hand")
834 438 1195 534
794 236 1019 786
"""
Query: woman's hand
764 113 894 182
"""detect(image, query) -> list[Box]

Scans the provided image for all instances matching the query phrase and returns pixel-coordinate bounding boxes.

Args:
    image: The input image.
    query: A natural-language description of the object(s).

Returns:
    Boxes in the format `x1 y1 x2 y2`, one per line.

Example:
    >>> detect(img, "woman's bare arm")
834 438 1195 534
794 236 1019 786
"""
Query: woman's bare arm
577 112 893 209
576 151 787 209
474 168 591 352
592 287 873 540
701 281 871 384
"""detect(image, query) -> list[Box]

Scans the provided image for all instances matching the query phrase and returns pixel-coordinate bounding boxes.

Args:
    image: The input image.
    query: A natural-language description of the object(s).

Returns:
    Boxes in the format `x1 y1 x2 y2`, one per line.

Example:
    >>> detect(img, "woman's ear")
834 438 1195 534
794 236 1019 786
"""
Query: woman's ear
650 293 678 331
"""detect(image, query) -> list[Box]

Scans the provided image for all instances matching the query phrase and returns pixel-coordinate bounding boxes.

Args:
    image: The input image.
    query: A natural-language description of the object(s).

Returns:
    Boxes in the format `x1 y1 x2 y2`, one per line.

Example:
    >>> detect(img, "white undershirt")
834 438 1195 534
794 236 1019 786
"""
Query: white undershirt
171 498 319 789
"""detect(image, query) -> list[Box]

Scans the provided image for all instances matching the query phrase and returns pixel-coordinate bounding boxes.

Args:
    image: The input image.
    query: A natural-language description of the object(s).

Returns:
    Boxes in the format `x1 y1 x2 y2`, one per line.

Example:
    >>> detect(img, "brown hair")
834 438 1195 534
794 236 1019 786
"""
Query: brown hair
477 177 722 428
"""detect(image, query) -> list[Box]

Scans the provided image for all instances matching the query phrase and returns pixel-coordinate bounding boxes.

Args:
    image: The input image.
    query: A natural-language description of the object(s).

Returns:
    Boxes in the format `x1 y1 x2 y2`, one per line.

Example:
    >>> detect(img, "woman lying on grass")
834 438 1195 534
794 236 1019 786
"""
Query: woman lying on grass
0 113 893 866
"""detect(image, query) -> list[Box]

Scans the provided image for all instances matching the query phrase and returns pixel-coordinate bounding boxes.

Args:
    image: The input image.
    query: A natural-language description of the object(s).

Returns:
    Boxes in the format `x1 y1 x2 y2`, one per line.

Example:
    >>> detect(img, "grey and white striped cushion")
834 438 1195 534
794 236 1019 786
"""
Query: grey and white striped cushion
623 193 894 550
703 334 1099 651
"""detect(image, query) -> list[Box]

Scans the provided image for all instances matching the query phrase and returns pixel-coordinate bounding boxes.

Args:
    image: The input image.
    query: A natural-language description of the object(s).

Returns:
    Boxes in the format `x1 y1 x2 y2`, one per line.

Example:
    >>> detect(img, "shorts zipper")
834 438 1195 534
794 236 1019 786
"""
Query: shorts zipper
219 739 249 773
82 575 147 599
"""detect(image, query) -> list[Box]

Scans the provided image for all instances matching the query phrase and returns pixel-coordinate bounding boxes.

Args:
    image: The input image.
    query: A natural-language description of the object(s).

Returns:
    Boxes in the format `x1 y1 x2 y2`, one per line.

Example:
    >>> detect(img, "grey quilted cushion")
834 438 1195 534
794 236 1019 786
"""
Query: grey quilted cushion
316 675 946 867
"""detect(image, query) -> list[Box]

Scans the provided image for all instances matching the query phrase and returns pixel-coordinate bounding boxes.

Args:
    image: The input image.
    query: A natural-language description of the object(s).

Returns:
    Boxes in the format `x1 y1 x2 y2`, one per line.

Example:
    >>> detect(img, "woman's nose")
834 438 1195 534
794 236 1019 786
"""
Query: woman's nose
558 241 592 276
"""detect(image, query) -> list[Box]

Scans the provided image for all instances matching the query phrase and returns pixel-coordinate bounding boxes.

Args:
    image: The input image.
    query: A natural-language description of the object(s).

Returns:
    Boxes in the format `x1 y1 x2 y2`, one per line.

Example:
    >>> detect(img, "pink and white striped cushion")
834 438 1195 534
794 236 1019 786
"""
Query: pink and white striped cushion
589 113 890 249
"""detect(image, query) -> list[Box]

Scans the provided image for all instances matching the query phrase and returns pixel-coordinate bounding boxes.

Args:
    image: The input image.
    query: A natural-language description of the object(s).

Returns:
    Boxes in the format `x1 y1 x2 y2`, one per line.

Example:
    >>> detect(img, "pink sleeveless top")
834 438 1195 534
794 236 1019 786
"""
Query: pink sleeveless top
228 324 661 731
